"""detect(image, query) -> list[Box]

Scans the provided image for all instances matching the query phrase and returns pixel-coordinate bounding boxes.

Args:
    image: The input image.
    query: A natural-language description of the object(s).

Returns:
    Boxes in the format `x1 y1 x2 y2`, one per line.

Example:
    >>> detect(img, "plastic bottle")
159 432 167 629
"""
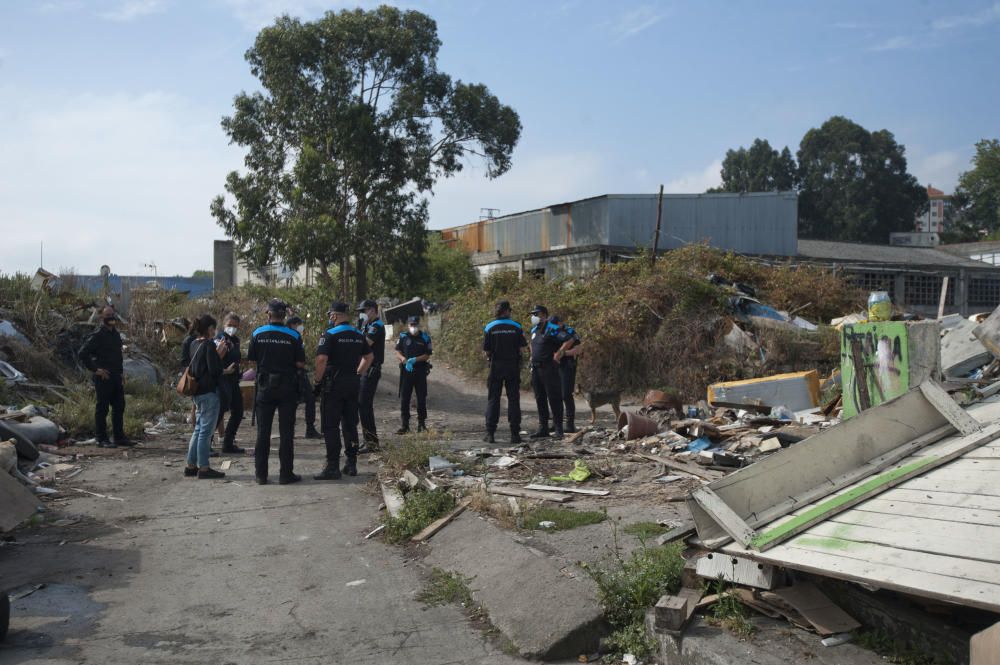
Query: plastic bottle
868 291 891 322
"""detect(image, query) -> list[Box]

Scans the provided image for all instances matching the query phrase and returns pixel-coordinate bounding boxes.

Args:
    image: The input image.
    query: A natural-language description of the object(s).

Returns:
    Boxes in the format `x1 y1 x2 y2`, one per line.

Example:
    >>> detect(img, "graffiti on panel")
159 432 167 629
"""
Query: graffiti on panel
840 322 911 419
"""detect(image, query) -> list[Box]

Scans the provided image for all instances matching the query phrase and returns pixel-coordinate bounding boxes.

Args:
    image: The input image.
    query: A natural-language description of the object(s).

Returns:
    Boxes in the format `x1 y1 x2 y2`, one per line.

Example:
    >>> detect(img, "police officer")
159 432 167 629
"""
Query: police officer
80 305 132 448
246 299 305 485
287 316 321 439
395 315 432 434
313 302 373 480
356 299 385 451
549 315 583 433
482 300 527 444
528 305 574 439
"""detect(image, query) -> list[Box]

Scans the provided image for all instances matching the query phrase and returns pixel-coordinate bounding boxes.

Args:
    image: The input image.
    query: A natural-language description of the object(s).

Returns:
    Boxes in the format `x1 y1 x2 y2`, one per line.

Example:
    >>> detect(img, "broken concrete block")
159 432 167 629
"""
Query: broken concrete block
654 594 690 632
974 305 1000 361
759 437 782 453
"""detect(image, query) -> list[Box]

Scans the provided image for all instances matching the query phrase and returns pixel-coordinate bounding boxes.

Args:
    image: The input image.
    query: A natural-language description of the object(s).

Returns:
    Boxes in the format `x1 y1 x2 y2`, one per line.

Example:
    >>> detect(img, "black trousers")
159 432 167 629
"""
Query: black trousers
218 378 243 445
530 362 563 429
359 364 381 443
93 373 126 441
255 388 296 480
485 364 520 432
297 370 317 432
399 367 427 426
559 360 577 425
323 378 361 463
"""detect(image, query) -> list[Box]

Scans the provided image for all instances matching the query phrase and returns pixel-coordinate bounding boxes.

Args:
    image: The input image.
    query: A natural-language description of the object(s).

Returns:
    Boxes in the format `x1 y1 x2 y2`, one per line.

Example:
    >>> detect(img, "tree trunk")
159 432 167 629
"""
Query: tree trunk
355 254 368 302
339 256 349 300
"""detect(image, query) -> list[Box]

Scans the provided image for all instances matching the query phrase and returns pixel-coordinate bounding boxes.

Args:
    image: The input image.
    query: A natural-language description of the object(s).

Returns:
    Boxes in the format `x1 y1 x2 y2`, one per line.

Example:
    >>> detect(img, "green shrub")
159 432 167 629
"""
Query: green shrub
383 489 456 544
522 506 606 531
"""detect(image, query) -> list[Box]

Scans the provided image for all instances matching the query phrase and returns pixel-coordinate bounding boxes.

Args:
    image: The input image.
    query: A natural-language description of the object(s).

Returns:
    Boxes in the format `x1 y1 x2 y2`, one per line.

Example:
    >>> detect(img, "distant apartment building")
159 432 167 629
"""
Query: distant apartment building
914 185 951 233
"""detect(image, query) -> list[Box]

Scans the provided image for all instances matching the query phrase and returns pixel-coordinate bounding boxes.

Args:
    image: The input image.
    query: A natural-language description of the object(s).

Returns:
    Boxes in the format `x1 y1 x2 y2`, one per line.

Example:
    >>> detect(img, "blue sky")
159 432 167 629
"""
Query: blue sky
1 0 998 276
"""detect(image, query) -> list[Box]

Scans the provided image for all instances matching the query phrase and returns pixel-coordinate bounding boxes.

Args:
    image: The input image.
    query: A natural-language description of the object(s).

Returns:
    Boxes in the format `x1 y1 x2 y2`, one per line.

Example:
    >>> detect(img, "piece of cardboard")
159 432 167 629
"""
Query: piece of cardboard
971 620 1000 665
0 471 41 531
760 582 859 636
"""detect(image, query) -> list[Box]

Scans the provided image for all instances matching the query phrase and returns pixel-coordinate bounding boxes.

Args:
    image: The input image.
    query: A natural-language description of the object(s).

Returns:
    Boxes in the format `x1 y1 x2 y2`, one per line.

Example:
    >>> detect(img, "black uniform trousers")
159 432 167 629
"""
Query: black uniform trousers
93 372 126 441
558 359 576 425
485 363 521 433
323 377 361 463
359 365 381 443
297 370 317 432
217 377 243 446
254 381 297 480
399 366 428 426
530 361 563 429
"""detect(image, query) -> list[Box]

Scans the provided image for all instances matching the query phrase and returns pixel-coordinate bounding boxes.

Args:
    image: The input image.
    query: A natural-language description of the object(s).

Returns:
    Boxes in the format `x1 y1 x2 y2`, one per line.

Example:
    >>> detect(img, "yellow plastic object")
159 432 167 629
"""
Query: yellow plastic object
550 460 591 483
867 291 892 322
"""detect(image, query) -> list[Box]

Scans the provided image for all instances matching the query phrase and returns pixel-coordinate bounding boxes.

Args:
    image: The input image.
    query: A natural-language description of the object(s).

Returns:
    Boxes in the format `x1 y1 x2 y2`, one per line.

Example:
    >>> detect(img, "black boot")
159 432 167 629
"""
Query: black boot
342 457 358 477
565 418 576 434
483 431 496 444
552 427 564 439
305 427 322 440
222 442 245 454
314 465 342 481
396 424 410 435
416 421 427 433
529 425 550 439
510 429 523 444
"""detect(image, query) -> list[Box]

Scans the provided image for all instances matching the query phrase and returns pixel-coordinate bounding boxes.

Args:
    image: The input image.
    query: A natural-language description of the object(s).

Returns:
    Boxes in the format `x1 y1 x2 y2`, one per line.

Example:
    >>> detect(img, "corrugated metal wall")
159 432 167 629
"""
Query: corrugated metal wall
440 192 796 257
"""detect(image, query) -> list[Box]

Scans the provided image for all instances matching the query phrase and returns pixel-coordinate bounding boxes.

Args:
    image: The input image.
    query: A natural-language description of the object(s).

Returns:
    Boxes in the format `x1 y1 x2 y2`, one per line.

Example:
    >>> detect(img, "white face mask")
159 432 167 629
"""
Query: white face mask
530 315 541 326
224 326 238 337
408 326 419 335
358 312 369 323
296 325 305 333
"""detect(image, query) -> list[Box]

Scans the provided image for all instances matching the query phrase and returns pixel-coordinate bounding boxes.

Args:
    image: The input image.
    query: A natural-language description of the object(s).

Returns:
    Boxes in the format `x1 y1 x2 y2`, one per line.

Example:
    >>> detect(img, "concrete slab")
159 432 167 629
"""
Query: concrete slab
942 319 991 378
423 512 606 660
647 614 884 665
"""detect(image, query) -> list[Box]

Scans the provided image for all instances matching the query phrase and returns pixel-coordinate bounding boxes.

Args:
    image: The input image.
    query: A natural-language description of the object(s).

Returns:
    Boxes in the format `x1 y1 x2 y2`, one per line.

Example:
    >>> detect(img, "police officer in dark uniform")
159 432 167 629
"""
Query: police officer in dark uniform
313 302 373 480
549 315 583 433
482 300 527 444
356 299 385 451
80 305 132 448
286 316 321 439
528 305 572 439
395 315 432 434
246 299 305 485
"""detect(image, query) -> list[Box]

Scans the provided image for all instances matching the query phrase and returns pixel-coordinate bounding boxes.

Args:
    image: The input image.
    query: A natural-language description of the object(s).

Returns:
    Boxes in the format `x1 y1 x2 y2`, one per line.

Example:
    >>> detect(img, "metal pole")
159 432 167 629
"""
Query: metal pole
651 184 664 267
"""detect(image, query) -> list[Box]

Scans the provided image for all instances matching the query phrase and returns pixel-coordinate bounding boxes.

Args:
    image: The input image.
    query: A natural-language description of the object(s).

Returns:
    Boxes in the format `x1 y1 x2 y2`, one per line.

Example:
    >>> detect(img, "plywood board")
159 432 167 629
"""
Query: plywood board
883 488 1000 511
971 621 1000 665
805 519 1000 563
852 497 1000 527
761 582 860 635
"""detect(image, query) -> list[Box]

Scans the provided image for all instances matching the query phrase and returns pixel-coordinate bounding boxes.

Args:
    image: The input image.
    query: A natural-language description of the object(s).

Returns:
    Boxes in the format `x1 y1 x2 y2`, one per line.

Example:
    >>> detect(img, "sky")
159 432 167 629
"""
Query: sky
1 0 998 276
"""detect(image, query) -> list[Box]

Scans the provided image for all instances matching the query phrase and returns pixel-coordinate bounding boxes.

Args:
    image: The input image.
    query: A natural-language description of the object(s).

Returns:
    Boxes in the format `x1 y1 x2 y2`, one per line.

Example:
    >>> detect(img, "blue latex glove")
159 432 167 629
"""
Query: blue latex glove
405 357 416 372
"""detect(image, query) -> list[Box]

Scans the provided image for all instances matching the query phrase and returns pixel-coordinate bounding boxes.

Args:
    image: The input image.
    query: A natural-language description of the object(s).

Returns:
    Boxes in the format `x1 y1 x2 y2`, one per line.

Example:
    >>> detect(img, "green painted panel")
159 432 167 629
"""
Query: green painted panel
841 321 912 419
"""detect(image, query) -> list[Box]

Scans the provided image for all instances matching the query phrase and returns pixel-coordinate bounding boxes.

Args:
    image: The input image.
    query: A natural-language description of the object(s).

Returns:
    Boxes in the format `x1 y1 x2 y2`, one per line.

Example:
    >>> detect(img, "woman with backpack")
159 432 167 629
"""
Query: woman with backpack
183 314 230 479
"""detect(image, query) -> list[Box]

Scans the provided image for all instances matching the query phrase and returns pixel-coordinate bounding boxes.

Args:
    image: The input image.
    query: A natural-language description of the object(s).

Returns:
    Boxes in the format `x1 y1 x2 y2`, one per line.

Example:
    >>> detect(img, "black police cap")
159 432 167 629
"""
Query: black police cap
530 304 548 315
356 299 377 311
267 299 288 314
407 315 421 324
328 301 349 314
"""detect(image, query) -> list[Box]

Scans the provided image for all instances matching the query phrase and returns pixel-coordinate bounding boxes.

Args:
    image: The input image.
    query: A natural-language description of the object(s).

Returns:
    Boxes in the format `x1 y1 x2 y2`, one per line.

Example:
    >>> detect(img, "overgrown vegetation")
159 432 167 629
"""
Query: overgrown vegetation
383 488 456 544
584 536 685 661
381 433 446 476
54 380 180 439
439 245 860 399
522 506 606 531
708 580 756 639
623 521 669 540
855 629 952 665
416 568 476 608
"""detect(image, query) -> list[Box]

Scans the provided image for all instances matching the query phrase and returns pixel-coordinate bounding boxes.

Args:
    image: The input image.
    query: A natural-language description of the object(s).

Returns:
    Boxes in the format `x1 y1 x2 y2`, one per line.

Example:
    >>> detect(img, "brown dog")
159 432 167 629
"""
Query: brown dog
584 390 621 424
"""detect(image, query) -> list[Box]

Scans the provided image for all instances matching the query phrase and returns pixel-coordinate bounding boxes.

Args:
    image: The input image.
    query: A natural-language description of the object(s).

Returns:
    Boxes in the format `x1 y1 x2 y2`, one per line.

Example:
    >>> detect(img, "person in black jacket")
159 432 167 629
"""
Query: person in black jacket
79 305 131 448
215 313 245 454
183 314 230 479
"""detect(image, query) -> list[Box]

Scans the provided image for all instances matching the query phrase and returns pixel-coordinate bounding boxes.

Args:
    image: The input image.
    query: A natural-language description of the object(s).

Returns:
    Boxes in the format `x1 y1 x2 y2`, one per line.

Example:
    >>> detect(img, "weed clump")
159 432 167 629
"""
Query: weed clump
522 506 606 531
708 581 756 639
417 568 475 607
622 522 669 540
584 539 685 661
383 489 456 544
54 380 180 439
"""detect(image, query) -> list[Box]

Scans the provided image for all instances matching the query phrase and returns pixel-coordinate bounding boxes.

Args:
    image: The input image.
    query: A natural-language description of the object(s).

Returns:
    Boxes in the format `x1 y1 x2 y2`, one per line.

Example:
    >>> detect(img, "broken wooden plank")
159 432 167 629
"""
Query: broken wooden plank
563 427 592 445
0 472 41 531
920 381 981 435
381 484 405 518
690 487 757 547
523 484 610 496
751 421 1000 551
760 583 859 636
411 497 471 543
971 621 1000 665
656 520 696 546
487 485 572 503
636 452 719 481
688 384 957 548
695 551 777 589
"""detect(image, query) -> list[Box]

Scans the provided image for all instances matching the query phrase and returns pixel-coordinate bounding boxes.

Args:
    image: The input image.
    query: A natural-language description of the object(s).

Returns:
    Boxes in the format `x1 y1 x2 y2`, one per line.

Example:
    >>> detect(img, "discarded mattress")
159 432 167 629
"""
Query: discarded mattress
1 416 59 446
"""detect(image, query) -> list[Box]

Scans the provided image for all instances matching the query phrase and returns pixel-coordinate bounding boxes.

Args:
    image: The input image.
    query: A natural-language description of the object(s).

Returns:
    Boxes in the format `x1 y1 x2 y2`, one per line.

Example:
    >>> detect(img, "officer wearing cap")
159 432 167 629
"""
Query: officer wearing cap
482 300 527 444
356 299 385 451
287 316 321 439
528 305 571 439
247 299 305 485
549 315 583 433
313 301 373 480
394 315 432 434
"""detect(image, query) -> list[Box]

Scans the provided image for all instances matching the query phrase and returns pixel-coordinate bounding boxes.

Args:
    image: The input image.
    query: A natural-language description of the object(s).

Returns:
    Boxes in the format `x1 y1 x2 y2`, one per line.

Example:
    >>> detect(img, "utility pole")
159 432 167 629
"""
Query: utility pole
650 184 664 267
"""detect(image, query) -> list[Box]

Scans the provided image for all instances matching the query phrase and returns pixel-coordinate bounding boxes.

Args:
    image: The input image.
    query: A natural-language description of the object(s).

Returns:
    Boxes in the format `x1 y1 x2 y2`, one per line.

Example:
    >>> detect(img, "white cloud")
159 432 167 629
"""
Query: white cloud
426 151 606 229
867 35 913 52
910 149 968 193
0 88 241 275
100 0 166 22
933 2 1000 30
612 5 666 40
220 0 368 30
38 0 85 14
664 160 722 194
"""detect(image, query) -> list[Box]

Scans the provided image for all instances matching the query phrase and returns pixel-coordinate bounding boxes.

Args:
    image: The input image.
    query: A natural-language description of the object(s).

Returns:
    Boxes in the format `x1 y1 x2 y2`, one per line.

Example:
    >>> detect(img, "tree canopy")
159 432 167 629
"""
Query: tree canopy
952 139 1000 239
710 139 797 193
211 6 521 300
